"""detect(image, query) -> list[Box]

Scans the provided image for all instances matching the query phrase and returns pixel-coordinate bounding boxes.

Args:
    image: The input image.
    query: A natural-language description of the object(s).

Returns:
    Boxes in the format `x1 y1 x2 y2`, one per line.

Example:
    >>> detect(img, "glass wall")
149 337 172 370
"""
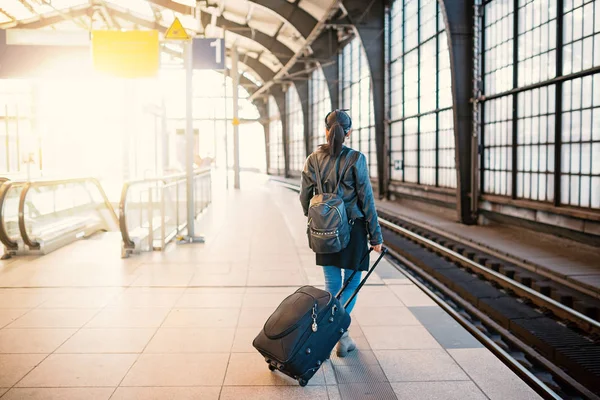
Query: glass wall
340 39 378 177
0 80 32 175
482 0 600 209
309 67 332 153
388 0 456 188
268 96 285 175
287 84 305 175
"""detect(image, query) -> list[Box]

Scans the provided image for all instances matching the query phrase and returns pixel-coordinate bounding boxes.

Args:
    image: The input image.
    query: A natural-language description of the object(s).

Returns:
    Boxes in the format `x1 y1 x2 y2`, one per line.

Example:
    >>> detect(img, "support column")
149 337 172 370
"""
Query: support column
122 81 134 182
344 0 388 198
263 119 271 173
440 0 477 224
271 85 289 178
232 46 241 189
182 39 203 242
295 80 311 158
161 94 168 175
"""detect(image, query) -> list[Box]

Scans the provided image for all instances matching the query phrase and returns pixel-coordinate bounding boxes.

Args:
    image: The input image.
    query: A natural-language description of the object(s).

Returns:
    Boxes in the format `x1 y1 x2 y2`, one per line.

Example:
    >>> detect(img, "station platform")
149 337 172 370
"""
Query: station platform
0 175 540 400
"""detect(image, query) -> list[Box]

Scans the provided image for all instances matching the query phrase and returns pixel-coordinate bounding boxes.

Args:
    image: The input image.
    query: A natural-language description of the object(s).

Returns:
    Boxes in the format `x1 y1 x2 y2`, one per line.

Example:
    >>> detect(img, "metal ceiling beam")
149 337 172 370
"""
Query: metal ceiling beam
104 6 163 30
0 3 91 29
96 1 120 30
0 8 16 21
201 15 293 63
36 0 90 29
248 1 342 101
227 50 275 82
17 0 36 14
245 3 254 24
250 0 315 38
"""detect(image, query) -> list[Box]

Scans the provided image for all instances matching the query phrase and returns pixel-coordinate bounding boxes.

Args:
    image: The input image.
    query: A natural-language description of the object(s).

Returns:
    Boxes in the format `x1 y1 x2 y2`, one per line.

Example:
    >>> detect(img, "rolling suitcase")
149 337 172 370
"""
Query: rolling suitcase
252 248 388 386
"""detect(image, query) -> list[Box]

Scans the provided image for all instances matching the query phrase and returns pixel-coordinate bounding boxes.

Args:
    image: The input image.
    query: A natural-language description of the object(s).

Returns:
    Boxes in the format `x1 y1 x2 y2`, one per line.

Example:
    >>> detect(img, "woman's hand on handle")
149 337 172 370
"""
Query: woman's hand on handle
372 244 383 253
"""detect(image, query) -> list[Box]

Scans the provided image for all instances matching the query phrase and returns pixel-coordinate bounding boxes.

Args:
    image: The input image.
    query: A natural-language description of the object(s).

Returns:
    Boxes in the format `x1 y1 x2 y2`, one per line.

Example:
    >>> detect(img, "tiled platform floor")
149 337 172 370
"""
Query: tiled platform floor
0 175 541 399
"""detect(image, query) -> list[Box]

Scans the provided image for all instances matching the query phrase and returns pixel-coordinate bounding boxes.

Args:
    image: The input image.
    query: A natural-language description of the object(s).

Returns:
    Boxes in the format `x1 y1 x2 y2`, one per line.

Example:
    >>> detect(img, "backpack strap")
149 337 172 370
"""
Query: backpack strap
313 156 325 195
333 148 357 193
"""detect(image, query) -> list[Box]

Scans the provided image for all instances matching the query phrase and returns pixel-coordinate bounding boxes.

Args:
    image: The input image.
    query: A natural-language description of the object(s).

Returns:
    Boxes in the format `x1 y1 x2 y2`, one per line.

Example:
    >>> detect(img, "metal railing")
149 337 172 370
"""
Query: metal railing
119 169 212 258
0 180 24 252
0 178 119 256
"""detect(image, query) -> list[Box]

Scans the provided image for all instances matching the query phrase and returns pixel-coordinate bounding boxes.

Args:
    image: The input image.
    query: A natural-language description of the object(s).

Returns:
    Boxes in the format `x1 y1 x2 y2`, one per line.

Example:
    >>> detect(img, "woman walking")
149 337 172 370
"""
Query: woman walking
299 109 383 357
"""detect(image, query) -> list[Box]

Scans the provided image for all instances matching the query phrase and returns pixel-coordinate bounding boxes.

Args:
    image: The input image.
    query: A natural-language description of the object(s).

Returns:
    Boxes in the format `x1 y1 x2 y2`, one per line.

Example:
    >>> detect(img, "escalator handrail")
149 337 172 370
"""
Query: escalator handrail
0 181 23 251
119 168 211 249
18 177 119 250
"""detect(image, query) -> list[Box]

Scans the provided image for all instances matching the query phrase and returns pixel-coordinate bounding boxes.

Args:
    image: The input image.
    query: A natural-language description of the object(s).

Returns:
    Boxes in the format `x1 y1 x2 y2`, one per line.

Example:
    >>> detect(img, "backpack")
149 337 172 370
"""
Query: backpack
307 149 356 254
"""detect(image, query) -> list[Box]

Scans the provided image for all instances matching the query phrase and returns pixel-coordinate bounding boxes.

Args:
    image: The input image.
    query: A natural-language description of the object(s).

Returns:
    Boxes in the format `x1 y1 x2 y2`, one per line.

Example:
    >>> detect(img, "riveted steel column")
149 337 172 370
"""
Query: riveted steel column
271 85 288 177
344 0 388 198
440 0 477 224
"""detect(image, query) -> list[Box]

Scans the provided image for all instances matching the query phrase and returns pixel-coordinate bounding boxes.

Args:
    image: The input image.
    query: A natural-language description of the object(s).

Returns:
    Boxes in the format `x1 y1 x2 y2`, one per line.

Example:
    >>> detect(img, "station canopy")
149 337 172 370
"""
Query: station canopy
0 0 337 85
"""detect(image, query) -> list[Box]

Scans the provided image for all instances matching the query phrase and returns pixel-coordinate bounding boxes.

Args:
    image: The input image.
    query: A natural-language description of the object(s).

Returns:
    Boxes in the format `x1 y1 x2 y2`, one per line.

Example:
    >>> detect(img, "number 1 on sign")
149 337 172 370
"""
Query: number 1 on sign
210 39 222 64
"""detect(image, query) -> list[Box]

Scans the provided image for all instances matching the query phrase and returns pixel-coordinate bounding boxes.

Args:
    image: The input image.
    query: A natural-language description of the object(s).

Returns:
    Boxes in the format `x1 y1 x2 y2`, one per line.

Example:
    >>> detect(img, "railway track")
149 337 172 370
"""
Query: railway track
379 215 600 400
274 179 600 399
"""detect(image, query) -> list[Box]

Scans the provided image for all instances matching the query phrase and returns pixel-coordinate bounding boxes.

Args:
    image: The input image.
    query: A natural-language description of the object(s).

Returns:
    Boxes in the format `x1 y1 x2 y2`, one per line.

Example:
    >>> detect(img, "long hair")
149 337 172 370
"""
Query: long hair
322 122 345 157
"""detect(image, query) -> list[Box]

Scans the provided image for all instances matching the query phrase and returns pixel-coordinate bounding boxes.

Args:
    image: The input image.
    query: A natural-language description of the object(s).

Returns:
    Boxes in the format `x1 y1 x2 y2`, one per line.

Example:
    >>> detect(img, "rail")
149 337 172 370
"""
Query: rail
119 168 212 258
1 177 118 256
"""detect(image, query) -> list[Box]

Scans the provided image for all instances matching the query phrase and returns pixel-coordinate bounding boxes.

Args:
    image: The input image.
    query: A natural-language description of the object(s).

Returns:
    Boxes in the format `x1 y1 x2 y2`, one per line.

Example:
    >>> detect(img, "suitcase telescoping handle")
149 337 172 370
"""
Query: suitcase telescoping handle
335 247 388 309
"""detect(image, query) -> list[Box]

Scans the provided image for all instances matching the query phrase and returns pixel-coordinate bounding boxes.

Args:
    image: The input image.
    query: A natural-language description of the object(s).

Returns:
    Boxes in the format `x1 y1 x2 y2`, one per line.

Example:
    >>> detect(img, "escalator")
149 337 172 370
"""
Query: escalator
0 178 119 257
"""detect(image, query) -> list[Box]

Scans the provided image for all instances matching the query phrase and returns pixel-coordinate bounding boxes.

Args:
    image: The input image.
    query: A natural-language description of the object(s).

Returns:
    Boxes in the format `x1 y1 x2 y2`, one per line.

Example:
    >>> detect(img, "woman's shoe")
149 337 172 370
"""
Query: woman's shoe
336 331 356 357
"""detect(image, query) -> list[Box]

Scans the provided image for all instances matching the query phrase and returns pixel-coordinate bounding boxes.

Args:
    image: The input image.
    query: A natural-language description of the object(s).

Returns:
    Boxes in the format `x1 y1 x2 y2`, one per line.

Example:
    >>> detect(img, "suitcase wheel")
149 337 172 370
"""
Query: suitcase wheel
298 378 308 387
268 364 276 372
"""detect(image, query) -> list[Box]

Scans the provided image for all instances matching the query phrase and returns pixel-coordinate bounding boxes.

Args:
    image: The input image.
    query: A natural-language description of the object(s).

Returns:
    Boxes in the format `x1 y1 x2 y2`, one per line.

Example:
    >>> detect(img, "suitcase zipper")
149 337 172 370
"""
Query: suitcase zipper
311 303 318 332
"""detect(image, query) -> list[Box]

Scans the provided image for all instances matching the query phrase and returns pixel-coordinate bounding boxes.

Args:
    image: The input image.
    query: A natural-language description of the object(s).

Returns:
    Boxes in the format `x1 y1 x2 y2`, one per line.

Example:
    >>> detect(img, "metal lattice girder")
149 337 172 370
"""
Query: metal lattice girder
440 0 477 225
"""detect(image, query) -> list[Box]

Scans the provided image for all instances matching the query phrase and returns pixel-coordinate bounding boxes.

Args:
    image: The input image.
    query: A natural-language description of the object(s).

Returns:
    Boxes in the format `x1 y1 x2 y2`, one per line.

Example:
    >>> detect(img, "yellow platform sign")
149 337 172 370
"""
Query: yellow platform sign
232 117 240 126
92 30 159 78
165 18 190 40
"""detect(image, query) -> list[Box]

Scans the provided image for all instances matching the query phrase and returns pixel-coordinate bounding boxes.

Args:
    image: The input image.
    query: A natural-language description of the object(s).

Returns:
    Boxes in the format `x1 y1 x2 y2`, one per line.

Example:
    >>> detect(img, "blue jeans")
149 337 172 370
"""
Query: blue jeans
322 266 363 314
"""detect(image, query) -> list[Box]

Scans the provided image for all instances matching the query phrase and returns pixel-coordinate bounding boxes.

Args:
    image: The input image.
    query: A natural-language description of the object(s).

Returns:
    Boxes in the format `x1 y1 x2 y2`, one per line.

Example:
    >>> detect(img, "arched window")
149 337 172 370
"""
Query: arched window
388 0 456 188
309 67 332 152
340 39 378 178
481 0 600 209
286 84 305 175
